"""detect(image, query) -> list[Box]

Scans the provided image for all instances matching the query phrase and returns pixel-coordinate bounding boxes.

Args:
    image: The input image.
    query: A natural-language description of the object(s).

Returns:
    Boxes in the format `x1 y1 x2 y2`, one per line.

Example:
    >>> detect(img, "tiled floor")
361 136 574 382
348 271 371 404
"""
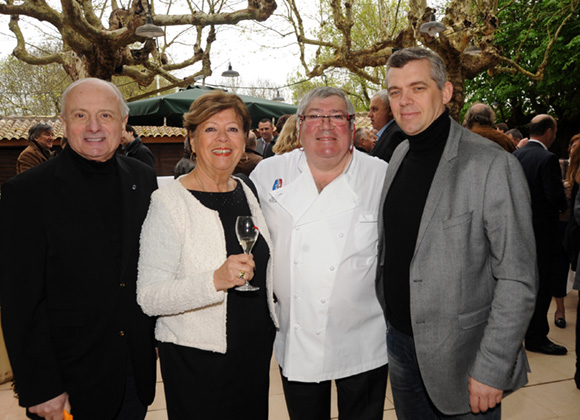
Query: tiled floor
1 292 579 419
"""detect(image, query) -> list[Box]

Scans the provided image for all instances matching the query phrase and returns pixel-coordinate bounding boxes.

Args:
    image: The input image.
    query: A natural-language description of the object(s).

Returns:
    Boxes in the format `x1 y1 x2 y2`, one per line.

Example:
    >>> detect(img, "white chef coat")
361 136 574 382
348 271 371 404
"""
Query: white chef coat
251 148 389 382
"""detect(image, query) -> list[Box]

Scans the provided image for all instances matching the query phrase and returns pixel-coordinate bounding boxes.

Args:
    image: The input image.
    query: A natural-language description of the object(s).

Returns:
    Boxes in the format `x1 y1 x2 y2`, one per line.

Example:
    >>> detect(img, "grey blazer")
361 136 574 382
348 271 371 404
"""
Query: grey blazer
376 118 538 415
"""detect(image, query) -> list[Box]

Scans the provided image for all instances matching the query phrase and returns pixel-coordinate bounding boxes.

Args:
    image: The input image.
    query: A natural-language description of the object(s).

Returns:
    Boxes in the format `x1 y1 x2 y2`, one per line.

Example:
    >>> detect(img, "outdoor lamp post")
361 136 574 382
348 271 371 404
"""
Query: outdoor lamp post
464 39 482 55
420 14 446 36
221 63 240 77
135 12 164 38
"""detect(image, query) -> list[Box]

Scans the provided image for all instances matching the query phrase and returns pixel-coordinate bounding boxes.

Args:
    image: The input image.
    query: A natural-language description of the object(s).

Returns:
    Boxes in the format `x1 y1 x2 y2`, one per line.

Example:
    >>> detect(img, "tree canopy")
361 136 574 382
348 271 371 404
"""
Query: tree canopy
281 0 579 119
464 0 580 149
0 0 277 92
0 49 71 115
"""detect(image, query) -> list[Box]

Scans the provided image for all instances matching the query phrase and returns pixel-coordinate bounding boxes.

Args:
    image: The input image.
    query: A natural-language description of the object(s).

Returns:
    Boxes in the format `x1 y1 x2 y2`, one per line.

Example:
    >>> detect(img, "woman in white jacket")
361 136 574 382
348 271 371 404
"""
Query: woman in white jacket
137 91 278 419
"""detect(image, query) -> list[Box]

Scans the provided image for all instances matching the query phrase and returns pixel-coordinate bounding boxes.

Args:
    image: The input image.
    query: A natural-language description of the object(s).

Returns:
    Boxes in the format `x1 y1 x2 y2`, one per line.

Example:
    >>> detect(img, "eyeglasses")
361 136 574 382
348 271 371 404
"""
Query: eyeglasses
299 114 355 127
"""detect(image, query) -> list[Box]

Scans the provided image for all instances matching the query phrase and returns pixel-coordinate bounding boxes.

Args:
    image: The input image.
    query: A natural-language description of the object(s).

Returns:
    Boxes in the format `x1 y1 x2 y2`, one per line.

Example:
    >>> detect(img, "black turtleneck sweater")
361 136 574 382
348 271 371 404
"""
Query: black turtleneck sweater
383 109 450 336
67 146 123 273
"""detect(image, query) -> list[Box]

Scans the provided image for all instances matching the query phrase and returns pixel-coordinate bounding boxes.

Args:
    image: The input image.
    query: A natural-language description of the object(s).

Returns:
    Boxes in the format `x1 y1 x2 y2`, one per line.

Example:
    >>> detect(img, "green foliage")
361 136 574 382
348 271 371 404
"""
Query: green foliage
464 0 580 138
0 49 175 116
286 0 409 111
287 67 381 112
0 51 72 116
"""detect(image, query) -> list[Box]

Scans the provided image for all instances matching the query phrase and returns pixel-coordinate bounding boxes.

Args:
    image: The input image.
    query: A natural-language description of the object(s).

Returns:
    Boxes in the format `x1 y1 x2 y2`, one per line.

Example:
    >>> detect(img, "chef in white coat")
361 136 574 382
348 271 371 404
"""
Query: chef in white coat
251 86 389 420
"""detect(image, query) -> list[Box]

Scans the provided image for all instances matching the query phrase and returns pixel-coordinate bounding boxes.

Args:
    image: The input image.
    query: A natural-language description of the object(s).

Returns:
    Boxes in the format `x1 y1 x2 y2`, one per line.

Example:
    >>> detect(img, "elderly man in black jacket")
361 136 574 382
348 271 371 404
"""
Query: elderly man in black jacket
0 78 158 420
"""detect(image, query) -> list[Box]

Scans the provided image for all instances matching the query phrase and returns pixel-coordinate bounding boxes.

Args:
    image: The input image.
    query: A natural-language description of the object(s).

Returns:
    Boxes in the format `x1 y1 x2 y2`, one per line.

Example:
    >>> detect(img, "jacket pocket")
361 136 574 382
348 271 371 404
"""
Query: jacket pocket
443 211 473 230
458 306 490 330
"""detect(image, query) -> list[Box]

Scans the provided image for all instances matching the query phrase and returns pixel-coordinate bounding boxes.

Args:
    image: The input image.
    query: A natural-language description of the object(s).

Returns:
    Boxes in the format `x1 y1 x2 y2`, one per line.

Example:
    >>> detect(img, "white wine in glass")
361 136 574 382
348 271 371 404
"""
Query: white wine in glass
235 216 260 291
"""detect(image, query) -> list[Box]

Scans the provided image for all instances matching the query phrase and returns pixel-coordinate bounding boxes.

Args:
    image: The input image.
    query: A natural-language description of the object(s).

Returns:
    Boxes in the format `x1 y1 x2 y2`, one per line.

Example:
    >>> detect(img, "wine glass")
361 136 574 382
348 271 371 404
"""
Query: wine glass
235 216 260 291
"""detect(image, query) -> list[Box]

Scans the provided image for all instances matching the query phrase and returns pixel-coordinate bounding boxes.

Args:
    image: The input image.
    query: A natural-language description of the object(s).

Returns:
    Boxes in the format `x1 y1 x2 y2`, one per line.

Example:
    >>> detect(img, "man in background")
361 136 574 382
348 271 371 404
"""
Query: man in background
121 124 155 169
234 131 263 175
354 127 375 153
256 118 275 155
16 122 55 174
514 114 568 356
463 103 515 152
368 90 406 162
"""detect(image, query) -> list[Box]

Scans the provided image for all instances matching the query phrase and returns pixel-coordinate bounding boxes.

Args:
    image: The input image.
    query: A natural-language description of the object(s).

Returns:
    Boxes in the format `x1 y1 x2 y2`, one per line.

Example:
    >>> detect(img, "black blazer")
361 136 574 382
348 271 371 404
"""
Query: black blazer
370 121 407 163
513 141 567 253
0 147 158 419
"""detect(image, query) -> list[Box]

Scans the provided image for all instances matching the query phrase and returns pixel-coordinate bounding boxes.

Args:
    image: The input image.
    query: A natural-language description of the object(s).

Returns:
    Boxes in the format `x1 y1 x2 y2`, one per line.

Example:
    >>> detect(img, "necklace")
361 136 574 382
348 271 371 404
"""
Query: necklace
183 169 235 192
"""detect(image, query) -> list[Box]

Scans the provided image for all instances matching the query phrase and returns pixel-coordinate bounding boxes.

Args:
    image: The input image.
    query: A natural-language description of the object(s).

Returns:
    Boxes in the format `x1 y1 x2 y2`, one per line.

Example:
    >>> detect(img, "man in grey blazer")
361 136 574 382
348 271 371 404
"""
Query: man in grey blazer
376 47 538 419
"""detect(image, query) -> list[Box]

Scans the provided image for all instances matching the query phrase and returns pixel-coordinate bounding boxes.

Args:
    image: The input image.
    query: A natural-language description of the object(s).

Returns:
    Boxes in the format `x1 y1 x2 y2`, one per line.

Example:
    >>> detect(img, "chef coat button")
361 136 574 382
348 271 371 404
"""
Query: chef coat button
320 298 326 304
295 226 300 231
294 260 299 265
119 330 125 336
294 324 300 330
316 330 321 335
338 233 344 238
294 294 299 299
329 266 335 271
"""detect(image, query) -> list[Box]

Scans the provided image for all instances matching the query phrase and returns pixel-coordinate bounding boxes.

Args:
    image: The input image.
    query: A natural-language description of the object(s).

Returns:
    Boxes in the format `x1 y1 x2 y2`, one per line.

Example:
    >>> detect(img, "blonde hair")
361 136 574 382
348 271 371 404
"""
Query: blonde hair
183 90 251 136
272 115 299 155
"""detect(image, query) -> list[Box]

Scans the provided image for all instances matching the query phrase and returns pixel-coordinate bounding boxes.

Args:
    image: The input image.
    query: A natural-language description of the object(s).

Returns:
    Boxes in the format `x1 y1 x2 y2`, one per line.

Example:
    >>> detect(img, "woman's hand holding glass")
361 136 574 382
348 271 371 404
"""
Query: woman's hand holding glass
213 253 255 291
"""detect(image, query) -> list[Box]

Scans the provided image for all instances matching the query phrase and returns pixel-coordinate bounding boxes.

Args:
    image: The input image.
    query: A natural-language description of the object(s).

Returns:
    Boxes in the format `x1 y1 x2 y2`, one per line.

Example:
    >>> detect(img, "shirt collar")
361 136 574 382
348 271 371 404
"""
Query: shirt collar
528 139 548 150
376 119 395 139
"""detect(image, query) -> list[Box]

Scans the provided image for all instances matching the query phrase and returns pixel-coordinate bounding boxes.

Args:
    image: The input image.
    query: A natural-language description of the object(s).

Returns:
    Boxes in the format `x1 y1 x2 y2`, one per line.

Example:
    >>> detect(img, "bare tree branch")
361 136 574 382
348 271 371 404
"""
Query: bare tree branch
0 0 277 88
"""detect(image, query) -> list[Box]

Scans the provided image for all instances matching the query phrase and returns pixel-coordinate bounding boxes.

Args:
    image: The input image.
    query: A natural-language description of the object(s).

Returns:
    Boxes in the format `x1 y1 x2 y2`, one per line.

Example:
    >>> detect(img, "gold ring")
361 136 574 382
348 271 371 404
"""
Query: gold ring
239 271 245 280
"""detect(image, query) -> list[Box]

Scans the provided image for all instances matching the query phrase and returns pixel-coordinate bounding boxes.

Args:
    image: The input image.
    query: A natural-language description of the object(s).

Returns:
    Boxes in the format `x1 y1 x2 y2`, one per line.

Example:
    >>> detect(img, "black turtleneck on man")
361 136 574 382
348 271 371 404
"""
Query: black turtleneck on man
383 109 450 336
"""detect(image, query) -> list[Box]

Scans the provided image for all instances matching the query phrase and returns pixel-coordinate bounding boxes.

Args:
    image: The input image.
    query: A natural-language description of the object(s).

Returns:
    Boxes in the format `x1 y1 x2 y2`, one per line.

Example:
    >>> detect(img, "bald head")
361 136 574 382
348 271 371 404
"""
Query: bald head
246 131 257 150
61 78 129 119
529 114 557 147
463 103 495 129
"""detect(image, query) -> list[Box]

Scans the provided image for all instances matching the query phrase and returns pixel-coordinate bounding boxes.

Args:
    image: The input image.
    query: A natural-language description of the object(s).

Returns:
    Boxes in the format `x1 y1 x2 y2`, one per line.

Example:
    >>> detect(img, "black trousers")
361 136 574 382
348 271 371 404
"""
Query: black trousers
281 364 389 420
525 251 556 346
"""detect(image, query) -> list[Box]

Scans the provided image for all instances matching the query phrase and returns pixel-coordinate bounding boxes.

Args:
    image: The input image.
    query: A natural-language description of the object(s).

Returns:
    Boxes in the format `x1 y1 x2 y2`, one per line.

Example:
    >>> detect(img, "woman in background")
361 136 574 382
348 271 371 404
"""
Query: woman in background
272 114 299 155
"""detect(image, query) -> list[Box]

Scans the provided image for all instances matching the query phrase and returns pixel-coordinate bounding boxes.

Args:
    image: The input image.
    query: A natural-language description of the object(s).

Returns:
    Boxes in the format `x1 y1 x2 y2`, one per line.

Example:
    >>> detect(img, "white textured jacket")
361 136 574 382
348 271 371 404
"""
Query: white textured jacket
137 178 278 354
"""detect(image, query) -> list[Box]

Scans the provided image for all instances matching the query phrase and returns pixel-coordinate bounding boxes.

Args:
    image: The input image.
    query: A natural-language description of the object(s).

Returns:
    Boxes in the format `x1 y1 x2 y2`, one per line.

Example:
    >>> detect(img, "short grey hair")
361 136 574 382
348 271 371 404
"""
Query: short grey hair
463 103 495 129
373 89 389 106
386 47 447 89
28 123 53 142
61 78 130 119
297 87 356 129
354 127 368 147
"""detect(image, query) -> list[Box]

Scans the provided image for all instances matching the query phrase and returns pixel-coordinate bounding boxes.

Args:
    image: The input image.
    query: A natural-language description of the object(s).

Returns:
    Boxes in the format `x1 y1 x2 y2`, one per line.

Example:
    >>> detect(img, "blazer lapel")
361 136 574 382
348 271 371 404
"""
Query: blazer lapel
413 118 461 256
